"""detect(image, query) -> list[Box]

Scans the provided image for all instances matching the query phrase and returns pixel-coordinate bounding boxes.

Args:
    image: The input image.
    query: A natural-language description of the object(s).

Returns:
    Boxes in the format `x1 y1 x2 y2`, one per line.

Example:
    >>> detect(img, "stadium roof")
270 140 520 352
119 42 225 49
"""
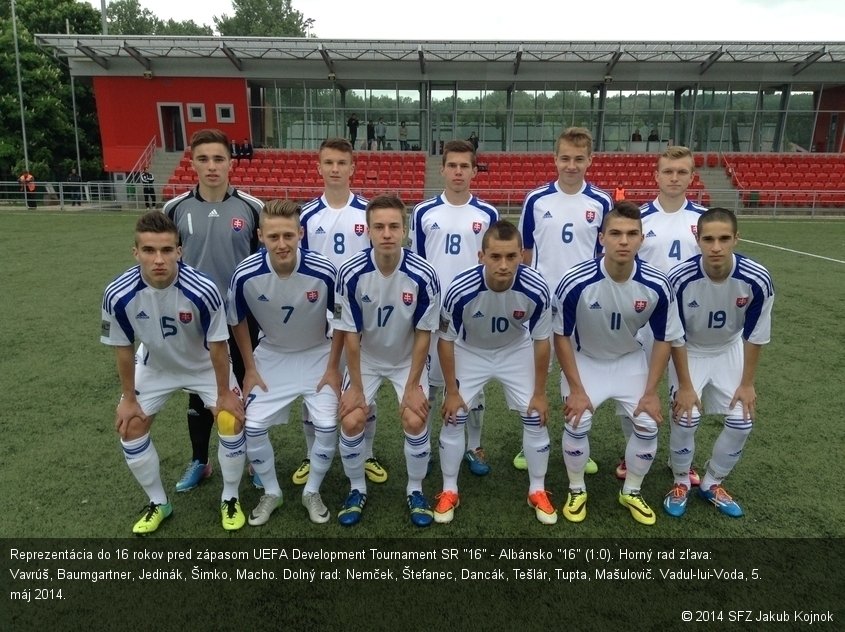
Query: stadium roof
37 36 845 88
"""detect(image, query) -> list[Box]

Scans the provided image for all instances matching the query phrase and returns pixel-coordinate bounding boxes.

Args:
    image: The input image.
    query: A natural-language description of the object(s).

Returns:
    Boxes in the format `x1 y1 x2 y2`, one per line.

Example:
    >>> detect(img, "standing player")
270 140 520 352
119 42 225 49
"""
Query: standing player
435 221 555 525
615 146 707 483
553 201 698 525
410 139 498 476
228 200 342 526
663 208 774 518
515 126 612 473
163 129 262 495
101 212 245 534
297 137 385 487
334 195 440 527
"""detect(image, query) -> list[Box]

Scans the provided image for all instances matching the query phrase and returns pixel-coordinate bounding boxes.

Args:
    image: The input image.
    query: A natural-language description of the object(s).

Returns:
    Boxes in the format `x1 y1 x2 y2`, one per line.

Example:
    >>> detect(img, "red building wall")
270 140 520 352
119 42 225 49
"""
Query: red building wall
814 85 845 153
93 76 250 172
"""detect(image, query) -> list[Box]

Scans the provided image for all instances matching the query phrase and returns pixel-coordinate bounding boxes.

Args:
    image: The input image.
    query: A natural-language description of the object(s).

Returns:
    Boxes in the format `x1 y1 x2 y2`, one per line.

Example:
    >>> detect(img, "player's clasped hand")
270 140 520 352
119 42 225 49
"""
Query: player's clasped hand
217 389 245 422
401 384 429 420
114 399 149 439
527 393 549 426
441 390 468 425
634 391 663 424
339 384 367 418
563 389 593 427
671 384 701 426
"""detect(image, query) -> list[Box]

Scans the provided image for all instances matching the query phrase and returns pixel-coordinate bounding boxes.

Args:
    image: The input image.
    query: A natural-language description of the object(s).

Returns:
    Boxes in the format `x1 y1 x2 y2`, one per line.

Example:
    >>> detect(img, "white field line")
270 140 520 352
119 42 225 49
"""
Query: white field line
740 239 845 264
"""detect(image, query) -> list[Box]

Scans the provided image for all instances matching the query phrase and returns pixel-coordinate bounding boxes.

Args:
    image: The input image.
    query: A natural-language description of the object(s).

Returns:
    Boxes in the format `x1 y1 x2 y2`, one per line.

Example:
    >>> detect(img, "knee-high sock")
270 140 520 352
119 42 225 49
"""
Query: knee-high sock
218 430 246 500
702 416 753 488
188 393 213 463
438 416 466 492
404 426 431 495
339 429 367 493
246 428 281 497
562 423 590 492
466 391 486 451
669 413 701 487
122 433 166 505
363 403 377 460
301 401 315 455
522 414 549 493
623 427 658 494
619 415 633 445
305 424 337 495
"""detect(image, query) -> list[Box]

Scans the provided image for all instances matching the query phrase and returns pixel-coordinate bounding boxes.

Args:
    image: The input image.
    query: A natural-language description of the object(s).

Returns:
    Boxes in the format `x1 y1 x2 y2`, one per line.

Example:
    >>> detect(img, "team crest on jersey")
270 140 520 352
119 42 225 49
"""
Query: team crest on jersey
179 311 193 324
402 292 414 305
306 290 319 303
736 296 749 307
690 224 698 236
585 210 596 223
231 218 245 232
633 300 648 313
513 310 526 319
472 221 483 234
354 223 365 236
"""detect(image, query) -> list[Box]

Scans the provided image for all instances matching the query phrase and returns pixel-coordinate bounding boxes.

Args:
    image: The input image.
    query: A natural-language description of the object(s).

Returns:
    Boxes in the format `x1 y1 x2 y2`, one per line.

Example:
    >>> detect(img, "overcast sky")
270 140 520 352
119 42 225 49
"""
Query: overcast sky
84 0 845 41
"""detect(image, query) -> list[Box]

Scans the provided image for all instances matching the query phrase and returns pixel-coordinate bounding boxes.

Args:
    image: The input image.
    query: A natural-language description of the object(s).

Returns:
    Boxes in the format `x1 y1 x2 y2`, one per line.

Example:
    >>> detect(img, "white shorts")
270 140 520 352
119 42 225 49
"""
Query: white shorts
343 360 429 406
427 332 444 388
669 338 744 416
131 355 239 417
562 349 657 431
453 340 535 414
246 344 338 430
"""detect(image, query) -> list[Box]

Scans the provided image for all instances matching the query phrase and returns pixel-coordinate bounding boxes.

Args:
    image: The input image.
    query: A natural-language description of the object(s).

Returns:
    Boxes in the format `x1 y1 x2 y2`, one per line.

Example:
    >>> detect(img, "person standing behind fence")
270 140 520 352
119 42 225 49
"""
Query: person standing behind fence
68 168 82 207
141 167 156 209
19 170 36 209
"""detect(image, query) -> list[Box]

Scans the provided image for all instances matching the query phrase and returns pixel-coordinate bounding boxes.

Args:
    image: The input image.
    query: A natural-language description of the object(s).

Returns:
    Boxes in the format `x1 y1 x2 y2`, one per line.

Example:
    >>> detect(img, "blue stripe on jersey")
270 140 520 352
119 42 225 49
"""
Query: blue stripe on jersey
299 197 326 251
105 267 146 343
555 259 603 337
400 250 441 327
177 263 222 310
733 254 774 340
468 196 499 223
583 183 613 254
519 182 556 251
668 256 706 332
513 266 551 334
410 195 443 258
632 260 674 340
337 249 375 332
230 251 270 322
444 265 485 340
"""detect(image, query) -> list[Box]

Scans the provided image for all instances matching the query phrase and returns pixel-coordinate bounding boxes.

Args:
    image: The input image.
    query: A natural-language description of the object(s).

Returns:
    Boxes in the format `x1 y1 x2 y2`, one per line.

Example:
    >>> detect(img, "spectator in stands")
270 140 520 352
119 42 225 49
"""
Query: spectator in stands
348 113 360 147
366 121 376 150
141 166 156 209
375 118 387 151
631 129 643 142
648 129 660 142
614 184 626 201
67 167 82 207
19 169 36 209
230 139 242 165
241 138 254 163
399 121 409 151
468 131 479 151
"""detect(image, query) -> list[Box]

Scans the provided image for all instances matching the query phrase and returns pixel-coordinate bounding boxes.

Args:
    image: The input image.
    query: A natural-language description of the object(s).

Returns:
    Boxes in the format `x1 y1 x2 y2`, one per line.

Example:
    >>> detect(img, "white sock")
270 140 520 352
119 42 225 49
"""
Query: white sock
669 416 700 487
246 427 281 497
339 429 367 493
122 433 167 505
521 415 549 493
562 424 589 492
305 424 337 494
363 404 377 460
438 416 466 492
467 403 485 451
218 431 246 501
404 426 430 495
623 428 658 494
706 415 753 485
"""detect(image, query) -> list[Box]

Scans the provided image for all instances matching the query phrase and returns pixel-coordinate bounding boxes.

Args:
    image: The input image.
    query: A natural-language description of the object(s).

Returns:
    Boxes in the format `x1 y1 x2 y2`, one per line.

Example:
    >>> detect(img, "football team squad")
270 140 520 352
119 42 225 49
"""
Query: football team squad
101 127 774 535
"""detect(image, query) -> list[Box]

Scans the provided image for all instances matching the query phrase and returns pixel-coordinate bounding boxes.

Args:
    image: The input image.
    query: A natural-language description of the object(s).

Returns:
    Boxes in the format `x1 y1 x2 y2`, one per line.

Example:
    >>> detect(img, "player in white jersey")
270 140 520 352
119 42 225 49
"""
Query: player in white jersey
435 221 556 525
100 212 244 534
334 195 441 527
227 200 343 526
163 128 263 497
615 146 707 483
553 201 698 525
296 138 386 486
515 127 611 473
410 139 498 476
663 208 774 519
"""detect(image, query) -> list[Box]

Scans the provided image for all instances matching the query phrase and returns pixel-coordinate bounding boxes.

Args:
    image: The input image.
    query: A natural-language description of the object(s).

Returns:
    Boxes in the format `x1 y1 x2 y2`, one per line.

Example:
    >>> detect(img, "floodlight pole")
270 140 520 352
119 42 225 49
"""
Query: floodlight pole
101 0 108 35
11 0 30 171
67 19 83 177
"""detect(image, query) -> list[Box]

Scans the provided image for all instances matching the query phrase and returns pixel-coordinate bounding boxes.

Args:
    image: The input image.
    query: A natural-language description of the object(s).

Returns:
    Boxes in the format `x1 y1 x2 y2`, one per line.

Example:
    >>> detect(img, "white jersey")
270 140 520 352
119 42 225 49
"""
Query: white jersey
335 248 440 370
518 180 612 289
554 257 684 360
639 198 707 273
300 192 370 270
409 193 498 295
227 248 337 352
441 264 552 350
101 261 228 373
668 253 774 356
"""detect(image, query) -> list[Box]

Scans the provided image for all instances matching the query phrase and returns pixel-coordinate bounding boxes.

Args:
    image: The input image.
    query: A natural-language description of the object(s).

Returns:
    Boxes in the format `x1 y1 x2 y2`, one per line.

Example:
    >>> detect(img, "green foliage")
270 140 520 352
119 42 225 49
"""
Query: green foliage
214 0 313 37
106 0 212 36
0 212 842 541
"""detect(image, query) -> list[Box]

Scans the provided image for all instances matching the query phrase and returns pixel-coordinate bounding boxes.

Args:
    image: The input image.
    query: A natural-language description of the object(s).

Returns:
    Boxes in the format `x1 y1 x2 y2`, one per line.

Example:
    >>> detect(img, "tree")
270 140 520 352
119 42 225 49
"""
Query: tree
107 0 211 36
214 0 313 37
0 0 103 181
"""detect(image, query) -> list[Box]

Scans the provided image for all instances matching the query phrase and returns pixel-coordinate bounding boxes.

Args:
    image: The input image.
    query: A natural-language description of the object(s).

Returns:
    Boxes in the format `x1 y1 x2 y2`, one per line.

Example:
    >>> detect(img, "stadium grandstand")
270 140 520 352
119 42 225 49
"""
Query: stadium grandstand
26 37 845 212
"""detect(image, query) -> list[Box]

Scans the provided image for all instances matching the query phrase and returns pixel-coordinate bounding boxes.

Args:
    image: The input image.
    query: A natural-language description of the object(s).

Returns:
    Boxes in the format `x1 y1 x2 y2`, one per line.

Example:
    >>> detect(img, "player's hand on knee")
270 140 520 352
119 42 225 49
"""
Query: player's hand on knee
730 385 757 421
634 391 663 424
528 393 550 426
441 391 467 425
216 390 245 422
563 390 593 428
317 367 342 398
401 384 429 420
115 399 148 438
242 368 267 401
339 384 366 418
672 385 701 426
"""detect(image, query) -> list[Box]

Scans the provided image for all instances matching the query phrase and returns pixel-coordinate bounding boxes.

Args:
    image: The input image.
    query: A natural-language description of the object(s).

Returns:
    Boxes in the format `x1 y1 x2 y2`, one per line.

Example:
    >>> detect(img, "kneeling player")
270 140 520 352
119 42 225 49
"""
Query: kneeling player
664 208 774 518
553 201 698 525
436 220 555 525
101 212 244 534
334 195 441 527
228 200 342 526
